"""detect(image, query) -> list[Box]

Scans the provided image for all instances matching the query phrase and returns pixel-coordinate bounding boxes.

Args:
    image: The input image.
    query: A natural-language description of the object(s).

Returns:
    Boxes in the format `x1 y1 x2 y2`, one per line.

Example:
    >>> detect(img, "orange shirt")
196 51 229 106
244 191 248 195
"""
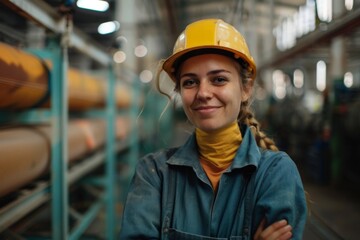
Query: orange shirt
199 157 231 192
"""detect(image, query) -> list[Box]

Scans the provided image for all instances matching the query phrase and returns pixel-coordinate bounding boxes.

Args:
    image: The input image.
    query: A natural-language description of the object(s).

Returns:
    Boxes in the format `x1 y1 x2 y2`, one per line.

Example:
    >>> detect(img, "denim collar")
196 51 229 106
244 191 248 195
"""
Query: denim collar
167 125 260 172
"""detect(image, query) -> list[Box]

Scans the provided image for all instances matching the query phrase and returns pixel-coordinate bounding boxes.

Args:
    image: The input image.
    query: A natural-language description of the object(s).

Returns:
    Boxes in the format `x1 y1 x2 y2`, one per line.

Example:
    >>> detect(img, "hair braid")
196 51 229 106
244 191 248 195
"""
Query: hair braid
233 58 279 151
239 103 279 151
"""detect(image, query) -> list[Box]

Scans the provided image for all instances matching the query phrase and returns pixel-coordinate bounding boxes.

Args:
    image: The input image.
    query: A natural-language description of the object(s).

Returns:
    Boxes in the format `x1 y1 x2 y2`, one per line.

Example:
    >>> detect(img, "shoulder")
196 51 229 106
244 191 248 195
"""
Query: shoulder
140 147 179 163
253 148 305 202
130 147 180 188
257 149 299 177
137 147 179 171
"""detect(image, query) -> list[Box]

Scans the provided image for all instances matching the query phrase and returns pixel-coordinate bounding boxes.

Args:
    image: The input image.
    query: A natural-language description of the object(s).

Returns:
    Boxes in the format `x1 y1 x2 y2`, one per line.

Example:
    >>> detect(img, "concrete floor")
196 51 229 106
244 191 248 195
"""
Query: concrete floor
302 180 360 240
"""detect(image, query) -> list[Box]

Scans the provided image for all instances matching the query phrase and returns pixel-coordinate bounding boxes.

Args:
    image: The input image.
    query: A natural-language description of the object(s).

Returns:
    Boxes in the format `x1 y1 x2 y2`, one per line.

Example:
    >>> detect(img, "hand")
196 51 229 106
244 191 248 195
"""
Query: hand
254 218 292 240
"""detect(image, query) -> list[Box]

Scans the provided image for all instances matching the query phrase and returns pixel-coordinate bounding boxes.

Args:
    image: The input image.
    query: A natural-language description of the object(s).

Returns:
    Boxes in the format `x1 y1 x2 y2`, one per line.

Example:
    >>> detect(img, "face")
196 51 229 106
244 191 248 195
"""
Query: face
178 54 250 133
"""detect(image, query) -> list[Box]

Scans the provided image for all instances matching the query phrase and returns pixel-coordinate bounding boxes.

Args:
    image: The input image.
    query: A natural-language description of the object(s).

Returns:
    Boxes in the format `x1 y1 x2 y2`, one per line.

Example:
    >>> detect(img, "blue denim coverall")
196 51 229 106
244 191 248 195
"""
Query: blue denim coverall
120 125 307 239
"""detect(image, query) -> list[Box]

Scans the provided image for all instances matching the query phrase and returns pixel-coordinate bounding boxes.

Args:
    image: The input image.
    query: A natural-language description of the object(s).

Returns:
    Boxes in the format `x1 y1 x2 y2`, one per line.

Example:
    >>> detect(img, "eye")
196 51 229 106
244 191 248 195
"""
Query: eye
212 76 228 85
181 78 198 88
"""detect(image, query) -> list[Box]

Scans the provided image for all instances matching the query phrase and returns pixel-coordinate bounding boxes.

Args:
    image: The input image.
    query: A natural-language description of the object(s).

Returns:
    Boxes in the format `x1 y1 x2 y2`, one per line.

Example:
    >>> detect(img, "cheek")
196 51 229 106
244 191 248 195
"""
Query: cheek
223 88 242 111
180 90 193 106
180 93 194 120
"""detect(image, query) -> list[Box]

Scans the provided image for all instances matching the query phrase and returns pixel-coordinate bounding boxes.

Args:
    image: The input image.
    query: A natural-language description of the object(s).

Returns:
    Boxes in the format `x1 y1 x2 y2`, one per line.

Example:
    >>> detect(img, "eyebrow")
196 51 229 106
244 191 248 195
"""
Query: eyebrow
180 69 231 79
208 69 231 75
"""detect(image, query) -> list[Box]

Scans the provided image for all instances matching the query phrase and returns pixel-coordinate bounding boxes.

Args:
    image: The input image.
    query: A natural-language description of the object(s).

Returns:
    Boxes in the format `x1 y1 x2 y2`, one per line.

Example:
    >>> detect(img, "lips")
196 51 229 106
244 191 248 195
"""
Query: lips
194 106 217 110
193 105 221 115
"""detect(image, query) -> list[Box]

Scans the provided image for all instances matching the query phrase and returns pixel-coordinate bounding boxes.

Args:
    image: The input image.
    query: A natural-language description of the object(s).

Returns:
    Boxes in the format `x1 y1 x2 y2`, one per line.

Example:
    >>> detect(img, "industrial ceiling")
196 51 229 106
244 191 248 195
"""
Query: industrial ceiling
0 0 359 78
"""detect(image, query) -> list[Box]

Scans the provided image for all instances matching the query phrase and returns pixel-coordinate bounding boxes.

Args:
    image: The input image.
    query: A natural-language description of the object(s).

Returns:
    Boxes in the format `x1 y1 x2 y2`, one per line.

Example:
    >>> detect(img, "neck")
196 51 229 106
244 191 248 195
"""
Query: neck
196 122 242 168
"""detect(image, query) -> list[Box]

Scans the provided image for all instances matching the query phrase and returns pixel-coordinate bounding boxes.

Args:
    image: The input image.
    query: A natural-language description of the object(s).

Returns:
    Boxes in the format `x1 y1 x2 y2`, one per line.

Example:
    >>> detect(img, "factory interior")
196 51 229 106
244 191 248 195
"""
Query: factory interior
0 0 360 239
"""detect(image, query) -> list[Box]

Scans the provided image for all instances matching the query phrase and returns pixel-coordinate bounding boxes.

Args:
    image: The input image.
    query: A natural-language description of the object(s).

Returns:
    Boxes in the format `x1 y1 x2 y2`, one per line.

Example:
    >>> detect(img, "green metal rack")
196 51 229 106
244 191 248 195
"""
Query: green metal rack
0 0 133 239
0 0 176 238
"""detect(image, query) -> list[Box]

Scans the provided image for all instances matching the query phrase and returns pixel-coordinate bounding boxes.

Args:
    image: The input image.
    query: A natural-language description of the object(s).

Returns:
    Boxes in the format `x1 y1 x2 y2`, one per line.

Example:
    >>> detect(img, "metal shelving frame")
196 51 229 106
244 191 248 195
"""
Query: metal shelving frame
0 0 122 239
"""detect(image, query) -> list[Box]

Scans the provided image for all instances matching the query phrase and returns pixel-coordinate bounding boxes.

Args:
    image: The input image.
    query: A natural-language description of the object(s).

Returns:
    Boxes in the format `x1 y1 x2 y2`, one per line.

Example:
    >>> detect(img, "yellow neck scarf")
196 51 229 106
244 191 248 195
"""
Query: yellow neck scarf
196 122 242 168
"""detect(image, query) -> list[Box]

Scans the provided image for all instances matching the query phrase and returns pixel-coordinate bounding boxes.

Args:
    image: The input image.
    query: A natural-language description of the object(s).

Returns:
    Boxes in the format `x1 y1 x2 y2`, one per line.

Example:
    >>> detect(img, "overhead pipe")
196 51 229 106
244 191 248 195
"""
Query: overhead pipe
259 6 360 70
0 42 132 110
1 0 111 66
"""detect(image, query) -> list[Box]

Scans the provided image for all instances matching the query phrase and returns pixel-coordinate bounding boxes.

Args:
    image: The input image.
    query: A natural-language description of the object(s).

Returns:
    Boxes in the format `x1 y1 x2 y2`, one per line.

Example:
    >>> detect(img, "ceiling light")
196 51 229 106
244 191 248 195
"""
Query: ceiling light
77 0 109 12
293 69 304 88
140 70 153 83
344 72 353 88
113 51 126 63
345 0 354 11
316 60 326 92
98 21 120 35
316 0 332 22
134 45 148 57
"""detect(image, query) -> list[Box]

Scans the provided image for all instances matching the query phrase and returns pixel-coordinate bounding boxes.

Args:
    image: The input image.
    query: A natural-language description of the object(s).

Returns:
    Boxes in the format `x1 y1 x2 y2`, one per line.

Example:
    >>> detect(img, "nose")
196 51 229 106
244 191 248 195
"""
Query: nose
196 81 212 100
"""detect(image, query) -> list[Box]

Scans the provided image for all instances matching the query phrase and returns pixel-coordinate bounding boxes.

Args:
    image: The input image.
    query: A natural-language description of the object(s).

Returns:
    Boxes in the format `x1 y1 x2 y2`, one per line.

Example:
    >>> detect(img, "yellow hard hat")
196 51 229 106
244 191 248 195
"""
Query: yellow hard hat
163 18 256 82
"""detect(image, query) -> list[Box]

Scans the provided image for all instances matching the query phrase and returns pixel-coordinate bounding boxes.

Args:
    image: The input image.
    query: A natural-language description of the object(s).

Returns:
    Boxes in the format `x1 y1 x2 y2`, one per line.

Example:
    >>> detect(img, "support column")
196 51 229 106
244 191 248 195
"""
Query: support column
330 0 347 85
248 0 259 64
116 0 137 73
265 0 275 62
329 0 347 185
114 0 141 227
262 0 276 94
116 0 140 170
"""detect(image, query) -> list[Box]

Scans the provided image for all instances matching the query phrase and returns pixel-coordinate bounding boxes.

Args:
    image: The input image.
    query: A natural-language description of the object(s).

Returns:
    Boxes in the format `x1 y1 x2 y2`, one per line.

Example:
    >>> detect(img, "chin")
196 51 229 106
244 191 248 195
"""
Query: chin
195 123 224 133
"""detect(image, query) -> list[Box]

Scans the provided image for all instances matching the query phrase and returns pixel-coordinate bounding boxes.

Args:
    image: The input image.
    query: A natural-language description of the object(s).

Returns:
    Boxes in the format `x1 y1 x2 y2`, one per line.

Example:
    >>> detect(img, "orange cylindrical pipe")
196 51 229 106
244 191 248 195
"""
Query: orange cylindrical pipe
0 42 136 110
0 42 48 109
0 117 129 197
0 126 49 197
67 68 105 110
0 42 105 110
115 83 132 109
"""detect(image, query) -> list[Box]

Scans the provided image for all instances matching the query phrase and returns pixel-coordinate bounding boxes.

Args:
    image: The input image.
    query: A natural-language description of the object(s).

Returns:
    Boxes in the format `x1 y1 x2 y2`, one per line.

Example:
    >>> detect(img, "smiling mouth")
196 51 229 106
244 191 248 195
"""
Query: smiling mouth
194 105 218 110
193 106 221 114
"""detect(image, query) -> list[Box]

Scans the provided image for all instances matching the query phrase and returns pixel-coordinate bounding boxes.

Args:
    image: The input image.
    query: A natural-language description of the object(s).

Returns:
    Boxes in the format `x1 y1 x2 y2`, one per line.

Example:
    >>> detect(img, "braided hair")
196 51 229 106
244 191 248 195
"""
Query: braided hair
236 58 278 151
239 102 278 151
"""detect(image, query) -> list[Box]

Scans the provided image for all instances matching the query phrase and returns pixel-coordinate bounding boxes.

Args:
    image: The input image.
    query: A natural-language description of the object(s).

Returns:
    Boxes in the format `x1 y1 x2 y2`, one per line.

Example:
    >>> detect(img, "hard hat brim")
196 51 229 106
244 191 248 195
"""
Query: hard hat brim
163 45 257 82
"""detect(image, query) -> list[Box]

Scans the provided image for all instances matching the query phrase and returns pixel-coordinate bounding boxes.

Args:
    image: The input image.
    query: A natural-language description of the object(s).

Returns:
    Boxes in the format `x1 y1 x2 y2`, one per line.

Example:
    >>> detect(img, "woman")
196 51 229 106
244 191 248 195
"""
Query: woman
120 19 307 239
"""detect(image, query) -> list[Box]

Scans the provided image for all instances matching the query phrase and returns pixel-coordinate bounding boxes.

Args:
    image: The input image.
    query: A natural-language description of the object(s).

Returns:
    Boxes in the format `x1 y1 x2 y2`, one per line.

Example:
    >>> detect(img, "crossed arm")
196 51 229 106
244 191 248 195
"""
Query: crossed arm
254 218 292 240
